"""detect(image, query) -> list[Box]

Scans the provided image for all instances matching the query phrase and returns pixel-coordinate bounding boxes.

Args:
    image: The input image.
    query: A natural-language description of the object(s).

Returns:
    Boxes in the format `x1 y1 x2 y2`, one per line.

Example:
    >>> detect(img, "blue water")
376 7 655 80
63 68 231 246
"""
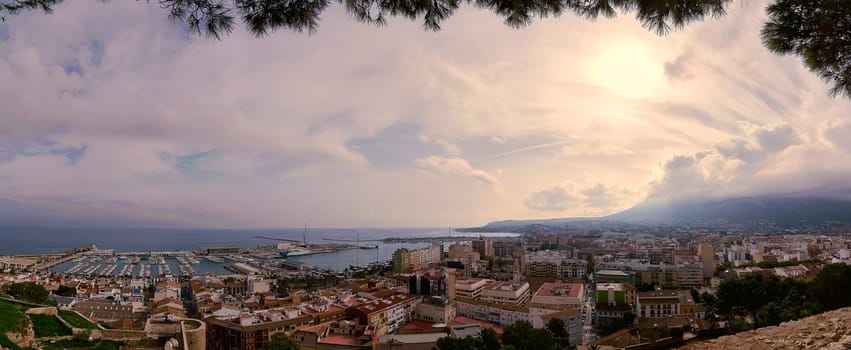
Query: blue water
0 227 518 255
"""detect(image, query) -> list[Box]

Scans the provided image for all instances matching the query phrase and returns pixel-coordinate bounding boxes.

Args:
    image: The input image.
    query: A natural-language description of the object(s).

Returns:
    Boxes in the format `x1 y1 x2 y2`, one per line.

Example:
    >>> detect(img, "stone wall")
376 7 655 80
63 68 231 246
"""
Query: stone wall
677 307 851 350
5 323 35 349
180 319 206 350
99 329 147 341
24 307 57 316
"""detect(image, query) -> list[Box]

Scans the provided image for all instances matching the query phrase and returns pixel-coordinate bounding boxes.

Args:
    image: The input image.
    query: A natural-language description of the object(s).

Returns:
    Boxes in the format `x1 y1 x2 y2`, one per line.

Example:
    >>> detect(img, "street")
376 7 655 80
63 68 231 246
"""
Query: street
582 273 598 344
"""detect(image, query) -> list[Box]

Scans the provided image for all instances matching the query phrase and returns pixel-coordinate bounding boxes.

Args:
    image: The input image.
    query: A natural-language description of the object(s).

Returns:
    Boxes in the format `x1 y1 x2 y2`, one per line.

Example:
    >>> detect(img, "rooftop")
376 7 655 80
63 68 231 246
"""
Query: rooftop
596 282 628 291
484 281 528 292
455 278 489 286
320 334 363 346
534 283 582 298
378 332 446 344
350 294 414 315
596 270 631 276
448 316 503 334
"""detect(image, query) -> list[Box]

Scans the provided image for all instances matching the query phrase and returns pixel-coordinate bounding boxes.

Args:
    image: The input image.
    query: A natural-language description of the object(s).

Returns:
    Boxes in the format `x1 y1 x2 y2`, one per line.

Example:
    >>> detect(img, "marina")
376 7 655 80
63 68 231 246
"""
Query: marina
49 252 231 277
30 230 520 275
45 241 438 275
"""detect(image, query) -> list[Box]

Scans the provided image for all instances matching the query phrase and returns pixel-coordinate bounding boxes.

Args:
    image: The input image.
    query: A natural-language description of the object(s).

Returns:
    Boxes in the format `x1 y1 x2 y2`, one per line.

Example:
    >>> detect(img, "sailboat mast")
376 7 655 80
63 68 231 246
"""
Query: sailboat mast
303 222 307 246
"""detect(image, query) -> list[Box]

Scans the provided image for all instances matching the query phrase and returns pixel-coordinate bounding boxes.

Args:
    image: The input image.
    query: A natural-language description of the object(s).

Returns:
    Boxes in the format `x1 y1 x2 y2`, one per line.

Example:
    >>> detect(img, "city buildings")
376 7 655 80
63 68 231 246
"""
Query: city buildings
454 278 491 300
206 307 314 350
392 246 441 273
698 242 715 278
480 281 531 306
493 242 520 257
346 292 416 335
523 251 587 279
455 297 530 326
636 290 697 319
472 238 494 258
594 282 636 326
530 282 584 308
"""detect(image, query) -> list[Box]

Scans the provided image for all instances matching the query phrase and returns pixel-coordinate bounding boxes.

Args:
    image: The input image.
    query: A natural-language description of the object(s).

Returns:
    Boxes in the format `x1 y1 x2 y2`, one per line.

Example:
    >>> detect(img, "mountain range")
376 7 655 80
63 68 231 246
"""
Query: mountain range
468 196 851 232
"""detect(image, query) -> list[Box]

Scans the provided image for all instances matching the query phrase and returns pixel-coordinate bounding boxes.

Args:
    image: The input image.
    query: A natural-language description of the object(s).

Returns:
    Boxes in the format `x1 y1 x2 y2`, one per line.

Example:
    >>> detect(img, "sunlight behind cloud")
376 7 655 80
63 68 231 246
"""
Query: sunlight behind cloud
589 40 665 99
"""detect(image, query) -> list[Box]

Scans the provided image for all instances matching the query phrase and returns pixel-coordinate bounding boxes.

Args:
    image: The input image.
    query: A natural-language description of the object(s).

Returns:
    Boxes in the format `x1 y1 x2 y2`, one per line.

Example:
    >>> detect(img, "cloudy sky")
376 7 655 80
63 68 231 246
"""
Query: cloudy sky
1 0 850 228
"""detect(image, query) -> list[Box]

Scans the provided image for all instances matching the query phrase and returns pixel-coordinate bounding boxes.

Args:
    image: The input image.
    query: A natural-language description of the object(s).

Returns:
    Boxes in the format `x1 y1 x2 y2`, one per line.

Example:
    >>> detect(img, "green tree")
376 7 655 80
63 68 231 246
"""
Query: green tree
761 0 851 97
480 327 501 350
437 335 483 350
5 282 48 304
502 320 557 350
261 333 299 350
810 263 851 310
755 301 782 327
545 318 569 350
700 292 719 325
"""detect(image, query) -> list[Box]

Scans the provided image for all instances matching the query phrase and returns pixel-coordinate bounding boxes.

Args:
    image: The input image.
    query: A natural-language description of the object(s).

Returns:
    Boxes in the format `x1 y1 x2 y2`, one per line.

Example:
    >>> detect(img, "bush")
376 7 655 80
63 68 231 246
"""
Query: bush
5 282 48 305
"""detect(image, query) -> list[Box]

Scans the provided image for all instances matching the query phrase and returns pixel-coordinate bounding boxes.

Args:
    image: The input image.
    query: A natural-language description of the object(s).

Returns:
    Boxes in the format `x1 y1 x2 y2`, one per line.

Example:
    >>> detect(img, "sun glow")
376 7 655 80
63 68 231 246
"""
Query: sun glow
589 41 665 99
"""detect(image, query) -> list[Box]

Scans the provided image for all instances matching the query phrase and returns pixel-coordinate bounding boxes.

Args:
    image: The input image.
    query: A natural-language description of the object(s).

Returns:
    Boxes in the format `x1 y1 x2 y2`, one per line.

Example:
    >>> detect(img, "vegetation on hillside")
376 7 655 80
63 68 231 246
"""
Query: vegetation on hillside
438 318 571 350
0 301 29 350
58 310 97 330
4 282 49 305
28 314 71 338
708 263 851 331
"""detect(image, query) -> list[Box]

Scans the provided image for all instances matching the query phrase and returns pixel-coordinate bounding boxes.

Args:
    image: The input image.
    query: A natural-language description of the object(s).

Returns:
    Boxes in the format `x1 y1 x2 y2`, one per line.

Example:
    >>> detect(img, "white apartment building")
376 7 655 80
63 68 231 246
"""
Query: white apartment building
480 281 530 306
454 278 491 300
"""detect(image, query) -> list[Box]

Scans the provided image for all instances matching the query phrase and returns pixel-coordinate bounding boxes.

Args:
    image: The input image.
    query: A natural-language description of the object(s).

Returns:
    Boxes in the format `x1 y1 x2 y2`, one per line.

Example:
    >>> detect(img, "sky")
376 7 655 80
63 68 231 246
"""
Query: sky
1 0 851 228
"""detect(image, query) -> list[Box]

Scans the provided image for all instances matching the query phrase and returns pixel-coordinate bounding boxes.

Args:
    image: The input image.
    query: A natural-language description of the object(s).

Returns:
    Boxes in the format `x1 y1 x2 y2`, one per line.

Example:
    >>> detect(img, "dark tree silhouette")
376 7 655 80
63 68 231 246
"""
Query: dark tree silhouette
260 333 300 350
4 282 49 304
1 0 732 38
761 0 851 97
480 327 501 350
3 0 851 98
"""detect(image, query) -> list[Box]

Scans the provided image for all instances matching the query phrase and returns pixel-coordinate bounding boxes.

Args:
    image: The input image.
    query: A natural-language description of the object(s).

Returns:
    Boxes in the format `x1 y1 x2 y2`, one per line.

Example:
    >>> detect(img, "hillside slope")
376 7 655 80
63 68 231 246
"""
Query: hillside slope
677 307 851 350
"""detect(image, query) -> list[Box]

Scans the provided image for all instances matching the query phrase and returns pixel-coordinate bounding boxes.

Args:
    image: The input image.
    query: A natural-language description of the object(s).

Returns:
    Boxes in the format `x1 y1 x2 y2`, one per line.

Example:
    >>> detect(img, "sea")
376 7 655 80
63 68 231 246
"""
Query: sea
0 227 519 272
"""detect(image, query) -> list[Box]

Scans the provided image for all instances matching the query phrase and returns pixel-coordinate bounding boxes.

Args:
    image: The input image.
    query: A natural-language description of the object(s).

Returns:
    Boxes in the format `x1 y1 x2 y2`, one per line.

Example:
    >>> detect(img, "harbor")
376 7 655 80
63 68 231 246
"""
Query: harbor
44 241 437 276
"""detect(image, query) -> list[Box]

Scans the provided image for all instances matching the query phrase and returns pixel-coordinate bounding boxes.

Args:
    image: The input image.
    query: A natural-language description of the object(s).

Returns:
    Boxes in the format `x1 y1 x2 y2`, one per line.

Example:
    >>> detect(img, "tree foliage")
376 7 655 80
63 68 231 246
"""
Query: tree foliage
712 263 851 331
809 263 851 310
480 327 501 350
261 332 300 350
761 0 851 97
4 282 48 305
436 328 502 350
502 320 557 350
437 335 484 350
546 318 570 350
2 0 731 38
